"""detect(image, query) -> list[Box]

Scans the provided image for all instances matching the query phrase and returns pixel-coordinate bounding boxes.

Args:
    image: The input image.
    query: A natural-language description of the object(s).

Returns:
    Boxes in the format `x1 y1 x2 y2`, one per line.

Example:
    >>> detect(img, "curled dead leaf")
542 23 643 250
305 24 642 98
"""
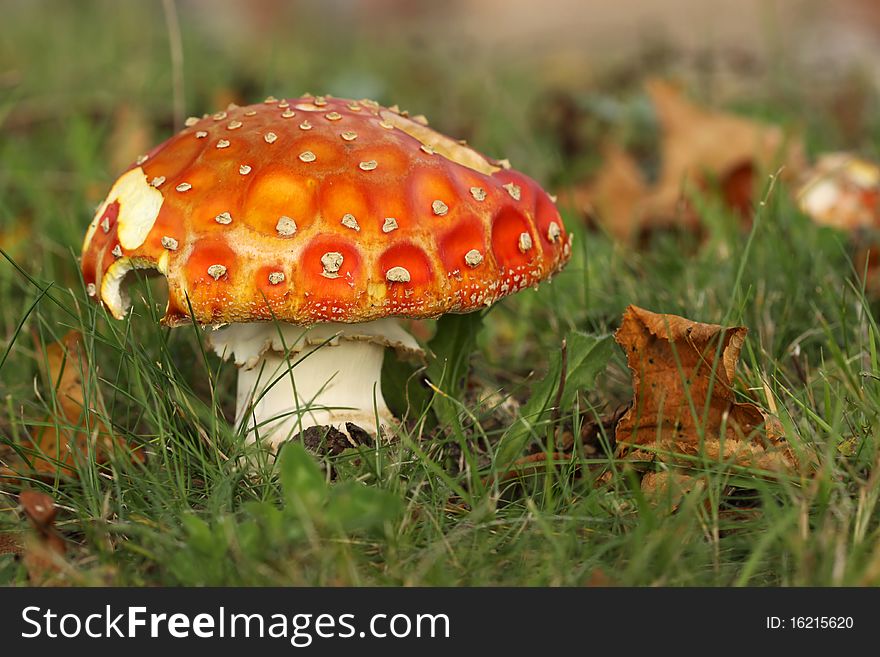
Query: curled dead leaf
565 142 648 241
566 79 805 242
6 330 143 483
19 490 68 585
0 531 24 555
614 305 797 476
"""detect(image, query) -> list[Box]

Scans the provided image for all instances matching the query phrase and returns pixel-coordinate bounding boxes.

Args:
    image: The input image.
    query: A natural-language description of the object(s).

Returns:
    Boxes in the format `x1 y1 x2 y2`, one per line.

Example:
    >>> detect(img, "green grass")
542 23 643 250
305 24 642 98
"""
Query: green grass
2 0 880 586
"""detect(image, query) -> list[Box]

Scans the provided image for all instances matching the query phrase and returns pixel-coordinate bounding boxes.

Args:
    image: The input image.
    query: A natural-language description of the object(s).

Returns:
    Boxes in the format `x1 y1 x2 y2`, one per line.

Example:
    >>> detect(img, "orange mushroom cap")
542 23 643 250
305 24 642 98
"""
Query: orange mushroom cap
82 95 572 326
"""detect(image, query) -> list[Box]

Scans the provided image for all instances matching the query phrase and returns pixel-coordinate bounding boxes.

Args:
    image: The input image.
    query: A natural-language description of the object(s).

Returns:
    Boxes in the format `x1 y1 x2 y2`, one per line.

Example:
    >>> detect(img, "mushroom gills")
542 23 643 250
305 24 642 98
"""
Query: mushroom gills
208 319 423 449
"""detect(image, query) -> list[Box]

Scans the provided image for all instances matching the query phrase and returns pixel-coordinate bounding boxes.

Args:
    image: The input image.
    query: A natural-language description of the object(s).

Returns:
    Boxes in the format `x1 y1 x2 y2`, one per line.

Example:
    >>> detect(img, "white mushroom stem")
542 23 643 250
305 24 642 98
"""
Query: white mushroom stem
208 319 422 450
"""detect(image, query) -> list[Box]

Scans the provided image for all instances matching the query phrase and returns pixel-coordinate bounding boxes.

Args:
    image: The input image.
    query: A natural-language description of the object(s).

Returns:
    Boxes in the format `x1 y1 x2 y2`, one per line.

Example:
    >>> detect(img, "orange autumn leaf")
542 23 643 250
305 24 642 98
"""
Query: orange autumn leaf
566 142 649 241
569 79 805 242
644 78 803 214
614 305 796 474
0 531 23 556
21 330 142 479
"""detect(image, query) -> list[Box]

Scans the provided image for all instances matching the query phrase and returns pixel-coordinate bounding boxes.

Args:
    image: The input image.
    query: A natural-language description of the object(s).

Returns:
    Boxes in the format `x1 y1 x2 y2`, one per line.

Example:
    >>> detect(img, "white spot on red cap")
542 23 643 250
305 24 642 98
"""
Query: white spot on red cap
341 213 360 231
207 264 227 280
465 249 483 267
470 187 486 201
321 252 343 278
276 216 297 236
386 266 411 283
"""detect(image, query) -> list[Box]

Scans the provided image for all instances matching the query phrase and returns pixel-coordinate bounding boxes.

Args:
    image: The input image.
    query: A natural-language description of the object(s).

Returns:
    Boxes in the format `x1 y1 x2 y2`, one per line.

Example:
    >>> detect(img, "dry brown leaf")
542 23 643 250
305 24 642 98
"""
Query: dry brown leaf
0 531 23 555
7 331 143 481
639 471 707 511
19 490 68 585
570 79 805 242
646 79 804 210
566 143 648 241
614 305 796 475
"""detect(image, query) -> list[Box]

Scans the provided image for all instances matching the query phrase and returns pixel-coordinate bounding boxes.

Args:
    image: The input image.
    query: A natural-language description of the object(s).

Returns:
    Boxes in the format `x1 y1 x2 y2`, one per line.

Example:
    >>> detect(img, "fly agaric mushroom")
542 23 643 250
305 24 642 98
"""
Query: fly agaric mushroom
81 94 571 449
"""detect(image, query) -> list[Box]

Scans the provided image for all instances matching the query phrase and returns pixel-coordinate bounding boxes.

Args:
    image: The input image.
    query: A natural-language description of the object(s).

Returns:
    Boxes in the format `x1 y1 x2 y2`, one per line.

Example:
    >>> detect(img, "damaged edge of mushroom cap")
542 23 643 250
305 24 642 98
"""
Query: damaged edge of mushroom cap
99 256 164 319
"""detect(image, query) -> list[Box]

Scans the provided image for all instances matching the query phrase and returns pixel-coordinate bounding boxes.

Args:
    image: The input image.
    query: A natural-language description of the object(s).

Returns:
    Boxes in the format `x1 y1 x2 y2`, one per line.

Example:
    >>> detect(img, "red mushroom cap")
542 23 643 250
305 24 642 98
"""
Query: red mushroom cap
82 95 572 326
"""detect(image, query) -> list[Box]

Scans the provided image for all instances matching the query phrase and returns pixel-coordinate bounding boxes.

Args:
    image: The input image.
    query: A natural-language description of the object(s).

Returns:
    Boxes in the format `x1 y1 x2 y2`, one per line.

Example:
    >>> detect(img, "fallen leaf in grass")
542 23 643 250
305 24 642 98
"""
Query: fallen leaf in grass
583 567 617 587
569 79 805 242
638 471 707 512
645 79 803 219
0 532 23 555
19 490 68 585
565 143 649 241
11 331 143 480
614 305 797 476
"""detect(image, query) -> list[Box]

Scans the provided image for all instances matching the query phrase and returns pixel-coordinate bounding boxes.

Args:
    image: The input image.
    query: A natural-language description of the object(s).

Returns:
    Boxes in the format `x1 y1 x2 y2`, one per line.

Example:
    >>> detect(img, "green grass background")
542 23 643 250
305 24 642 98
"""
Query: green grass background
2 0 880 586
